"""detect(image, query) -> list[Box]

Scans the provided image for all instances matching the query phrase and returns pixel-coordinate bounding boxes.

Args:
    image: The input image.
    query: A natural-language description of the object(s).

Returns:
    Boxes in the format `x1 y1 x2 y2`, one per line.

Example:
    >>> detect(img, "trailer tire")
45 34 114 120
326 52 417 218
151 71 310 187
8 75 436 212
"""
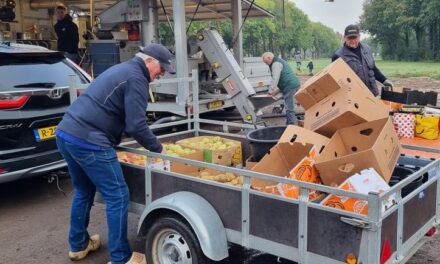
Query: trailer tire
145 215 212 264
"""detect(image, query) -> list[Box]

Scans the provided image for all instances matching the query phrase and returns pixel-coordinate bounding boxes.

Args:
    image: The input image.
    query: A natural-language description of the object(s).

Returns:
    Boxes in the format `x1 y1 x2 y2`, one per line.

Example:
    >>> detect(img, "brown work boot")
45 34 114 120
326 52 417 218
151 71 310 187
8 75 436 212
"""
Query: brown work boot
107 252 147 264
68 234 101 261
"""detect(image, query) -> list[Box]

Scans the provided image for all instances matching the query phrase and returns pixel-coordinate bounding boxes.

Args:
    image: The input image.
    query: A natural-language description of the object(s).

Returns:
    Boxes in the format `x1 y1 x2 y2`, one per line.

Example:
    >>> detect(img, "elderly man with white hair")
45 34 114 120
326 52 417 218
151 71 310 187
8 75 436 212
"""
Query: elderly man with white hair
262 52 301 125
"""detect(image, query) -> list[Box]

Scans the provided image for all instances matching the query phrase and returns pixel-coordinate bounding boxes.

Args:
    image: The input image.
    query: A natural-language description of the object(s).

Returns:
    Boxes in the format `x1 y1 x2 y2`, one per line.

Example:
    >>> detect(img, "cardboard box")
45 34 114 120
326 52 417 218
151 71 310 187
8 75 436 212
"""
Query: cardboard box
321 168 396 215
116 151 171 171
278 125 329 149
177 136 242 166
251 147 324 201
276 147 323 201
250 127 329 194
315 118 401 186
303 81 389 137
162 144 204 174
294 58 389 137
245 156 258 170
295 58 370 109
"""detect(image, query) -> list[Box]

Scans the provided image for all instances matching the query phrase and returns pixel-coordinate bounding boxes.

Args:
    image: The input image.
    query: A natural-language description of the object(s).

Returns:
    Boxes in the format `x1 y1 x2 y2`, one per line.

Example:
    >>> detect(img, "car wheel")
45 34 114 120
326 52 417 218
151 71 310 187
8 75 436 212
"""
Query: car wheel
146 216 211 264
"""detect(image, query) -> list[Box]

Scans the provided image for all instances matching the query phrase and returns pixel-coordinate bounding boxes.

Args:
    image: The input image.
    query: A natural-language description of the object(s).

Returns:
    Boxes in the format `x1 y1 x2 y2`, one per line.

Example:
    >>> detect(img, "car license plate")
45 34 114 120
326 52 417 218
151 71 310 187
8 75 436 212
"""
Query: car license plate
34 125 57 142
208 100 224 109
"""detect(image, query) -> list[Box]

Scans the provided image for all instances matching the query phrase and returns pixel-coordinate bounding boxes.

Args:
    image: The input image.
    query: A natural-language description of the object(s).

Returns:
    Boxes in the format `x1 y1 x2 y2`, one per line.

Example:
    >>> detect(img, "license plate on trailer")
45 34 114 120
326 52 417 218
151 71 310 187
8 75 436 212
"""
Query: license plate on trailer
208 100 224 109
34 125 57 142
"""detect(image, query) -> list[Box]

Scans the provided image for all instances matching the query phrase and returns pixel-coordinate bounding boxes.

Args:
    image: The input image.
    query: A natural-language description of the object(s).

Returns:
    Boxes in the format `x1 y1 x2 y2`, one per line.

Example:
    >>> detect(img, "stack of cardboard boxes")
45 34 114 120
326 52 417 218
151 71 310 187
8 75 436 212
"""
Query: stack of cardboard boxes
249 58 401 214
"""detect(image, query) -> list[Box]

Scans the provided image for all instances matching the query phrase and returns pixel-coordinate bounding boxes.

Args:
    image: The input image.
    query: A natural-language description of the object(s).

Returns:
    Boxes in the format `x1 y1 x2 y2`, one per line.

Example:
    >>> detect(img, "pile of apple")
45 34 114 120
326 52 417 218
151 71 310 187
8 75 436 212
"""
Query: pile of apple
163 144 196 157
179 136 236 151
195 169 244 187
117 151 147 166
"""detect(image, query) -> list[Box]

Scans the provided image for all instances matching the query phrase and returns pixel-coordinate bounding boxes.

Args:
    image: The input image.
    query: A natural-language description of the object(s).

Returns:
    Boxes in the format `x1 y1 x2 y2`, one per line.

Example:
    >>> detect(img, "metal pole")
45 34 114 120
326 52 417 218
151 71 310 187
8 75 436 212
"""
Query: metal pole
298 187 309 263
141 0 158 45
231 0 243 68
367 192 382 264
90 0 95 30
173 0 190 105
192 69 200 136
68 75 78 103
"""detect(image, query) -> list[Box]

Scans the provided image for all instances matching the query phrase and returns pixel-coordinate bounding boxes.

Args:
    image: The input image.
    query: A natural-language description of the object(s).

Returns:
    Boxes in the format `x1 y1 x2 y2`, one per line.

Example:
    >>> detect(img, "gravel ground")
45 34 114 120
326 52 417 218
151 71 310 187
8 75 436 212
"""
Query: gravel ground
1 77 439 264
0 177 289 264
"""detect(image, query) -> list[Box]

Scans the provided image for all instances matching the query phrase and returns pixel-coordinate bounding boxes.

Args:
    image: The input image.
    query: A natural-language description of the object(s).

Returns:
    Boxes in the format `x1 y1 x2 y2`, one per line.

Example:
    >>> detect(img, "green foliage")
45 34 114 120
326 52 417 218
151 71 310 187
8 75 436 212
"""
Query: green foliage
310 22 341 58
361 0 440 61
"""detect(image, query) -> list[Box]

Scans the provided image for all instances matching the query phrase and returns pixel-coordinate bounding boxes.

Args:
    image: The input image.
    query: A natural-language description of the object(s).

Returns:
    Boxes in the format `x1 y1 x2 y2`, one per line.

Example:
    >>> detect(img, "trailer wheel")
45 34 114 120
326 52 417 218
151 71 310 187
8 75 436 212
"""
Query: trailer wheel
146 216 211 264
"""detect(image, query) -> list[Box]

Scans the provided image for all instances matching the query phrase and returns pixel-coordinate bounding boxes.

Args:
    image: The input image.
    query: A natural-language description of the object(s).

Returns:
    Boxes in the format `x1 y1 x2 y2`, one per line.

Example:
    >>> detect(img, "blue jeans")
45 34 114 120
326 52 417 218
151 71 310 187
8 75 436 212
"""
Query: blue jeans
283 88 298 125
56 137 131 264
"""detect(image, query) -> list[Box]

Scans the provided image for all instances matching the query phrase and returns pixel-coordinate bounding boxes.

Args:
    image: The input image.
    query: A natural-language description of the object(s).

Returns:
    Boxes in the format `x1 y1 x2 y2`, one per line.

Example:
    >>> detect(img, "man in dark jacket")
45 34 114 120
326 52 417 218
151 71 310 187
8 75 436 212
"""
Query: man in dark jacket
262 52 301 125
56 43 175 264
332 24 393 96
54 4 79 63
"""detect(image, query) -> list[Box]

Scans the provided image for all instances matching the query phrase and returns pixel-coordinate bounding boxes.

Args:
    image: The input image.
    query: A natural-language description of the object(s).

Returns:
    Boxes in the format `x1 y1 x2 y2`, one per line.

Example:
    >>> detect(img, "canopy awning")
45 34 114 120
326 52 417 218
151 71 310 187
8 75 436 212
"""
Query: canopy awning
157 0 273 21
30 0 274 20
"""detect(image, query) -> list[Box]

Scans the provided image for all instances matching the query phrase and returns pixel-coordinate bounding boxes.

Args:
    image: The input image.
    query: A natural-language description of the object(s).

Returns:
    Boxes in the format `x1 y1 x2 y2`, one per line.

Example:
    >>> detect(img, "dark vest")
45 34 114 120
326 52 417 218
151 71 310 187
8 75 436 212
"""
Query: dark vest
269 57 300 94
335 43 378 95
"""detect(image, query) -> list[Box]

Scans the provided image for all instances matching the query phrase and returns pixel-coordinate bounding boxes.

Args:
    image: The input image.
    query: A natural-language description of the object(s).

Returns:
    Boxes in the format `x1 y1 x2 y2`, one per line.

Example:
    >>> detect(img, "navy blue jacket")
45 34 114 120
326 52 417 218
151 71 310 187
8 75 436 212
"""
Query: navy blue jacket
54 15 79 54
58 57 162 153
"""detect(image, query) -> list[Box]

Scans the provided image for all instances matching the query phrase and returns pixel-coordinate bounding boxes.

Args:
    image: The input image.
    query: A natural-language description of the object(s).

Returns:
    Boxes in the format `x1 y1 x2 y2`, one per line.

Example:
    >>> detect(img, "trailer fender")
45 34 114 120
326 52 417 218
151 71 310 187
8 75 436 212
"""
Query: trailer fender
137 191 228 261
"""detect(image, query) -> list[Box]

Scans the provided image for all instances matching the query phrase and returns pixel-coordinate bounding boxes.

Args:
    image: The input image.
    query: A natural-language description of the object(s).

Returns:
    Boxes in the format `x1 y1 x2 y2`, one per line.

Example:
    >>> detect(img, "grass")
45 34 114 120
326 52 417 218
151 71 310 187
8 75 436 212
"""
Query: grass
289 58 440 79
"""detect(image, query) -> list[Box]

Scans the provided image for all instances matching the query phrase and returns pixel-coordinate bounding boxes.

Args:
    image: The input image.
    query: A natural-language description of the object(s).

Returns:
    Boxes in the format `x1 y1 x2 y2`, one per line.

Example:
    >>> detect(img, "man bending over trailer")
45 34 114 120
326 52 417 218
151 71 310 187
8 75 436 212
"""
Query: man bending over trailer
56 43 175 264
262 52 301 125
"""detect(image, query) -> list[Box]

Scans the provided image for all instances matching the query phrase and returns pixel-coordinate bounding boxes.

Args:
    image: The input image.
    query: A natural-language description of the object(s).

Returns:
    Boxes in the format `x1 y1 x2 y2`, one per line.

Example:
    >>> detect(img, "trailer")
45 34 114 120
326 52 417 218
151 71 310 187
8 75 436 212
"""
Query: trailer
100 73 440 264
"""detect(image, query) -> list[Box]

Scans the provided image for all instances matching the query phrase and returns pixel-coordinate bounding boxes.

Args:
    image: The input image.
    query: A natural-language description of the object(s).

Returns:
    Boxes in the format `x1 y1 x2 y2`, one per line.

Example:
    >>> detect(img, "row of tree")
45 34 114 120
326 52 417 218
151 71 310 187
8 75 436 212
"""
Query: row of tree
361 0 440 61
159 0 342 60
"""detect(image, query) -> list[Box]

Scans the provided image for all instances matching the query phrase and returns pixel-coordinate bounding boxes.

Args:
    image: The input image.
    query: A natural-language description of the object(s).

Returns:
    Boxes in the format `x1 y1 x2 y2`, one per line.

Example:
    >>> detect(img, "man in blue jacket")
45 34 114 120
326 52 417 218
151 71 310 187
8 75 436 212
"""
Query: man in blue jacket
56 43 175 264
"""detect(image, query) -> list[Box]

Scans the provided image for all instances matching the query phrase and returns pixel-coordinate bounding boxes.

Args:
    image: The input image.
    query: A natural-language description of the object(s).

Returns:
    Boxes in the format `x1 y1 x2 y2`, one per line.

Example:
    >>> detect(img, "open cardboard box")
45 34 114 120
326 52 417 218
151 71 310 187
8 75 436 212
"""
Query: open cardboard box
176 136 242 166
315 118 401 186
116 151 171 171
294 58 389 137
321 168 396 215
162 144 204 174
245 156 258 170
295 58 371 109
250 126 329 189
302 82 389 137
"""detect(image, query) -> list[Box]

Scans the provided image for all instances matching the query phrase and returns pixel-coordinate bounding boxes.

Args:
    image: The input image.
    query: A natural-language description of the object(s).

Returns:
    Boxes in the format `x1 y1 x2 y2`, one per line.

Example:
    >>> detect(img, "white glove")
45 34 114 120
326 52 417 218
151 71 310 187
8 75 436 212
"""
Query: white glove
268 87 281 96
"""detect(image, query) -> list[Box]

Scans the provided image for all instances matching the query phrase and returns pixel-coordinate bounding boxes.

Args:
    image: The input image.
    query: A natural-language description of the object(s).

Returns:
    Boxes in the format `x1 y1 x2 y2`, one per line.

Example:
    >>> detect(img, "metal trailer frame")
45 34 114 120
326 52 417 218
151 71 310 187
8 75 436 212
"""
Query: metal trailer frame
6 65 438 263
108 71 440 264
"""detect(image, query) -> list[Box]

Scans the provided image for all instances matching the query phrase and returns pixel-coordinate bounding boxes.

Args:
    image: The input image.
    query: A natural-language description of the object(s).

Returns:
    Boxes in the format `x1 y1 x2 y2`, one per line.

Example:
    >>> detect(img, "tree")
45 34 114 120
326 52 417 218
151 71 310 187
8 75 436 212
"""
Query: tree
310 22 341 59
361 0 440 61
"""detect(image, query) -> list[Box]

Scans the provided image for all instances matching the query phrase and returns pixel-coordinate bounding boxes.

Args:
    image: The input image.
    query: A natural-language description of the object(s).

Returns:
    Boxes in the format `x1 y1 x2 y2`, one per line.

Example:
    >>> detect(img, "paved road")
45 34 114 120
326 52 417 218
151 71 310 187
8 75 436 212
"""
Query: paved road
0 175 439 264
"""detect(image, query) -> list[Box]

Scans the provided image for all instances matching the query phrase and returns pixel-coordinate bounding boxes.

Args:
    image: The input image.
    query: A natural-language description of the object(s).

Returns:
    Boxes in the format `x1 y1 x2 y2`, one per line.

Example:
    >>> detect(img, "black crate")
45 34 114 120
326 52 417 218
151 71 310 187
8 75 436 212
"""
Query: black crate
381 87 437 106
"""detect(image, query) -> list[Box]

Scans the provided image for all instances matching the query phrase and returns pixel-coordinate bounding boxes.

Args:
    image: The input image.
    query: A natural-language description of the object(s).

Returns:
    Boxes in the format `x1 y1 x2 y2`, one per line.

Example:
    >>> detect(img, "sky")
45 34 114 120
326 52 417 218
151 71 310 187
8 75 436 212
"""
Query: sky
291 0 365 35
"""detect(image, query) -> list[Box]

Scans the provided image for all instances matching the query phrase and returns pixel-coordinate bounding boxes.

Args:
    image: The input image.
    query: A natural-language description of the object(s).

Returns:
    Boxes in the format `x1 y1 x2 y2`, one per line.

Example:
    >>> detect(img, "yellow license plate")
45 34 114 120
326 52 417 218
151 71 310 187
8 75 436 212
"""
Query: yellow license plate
208 100 224 109
34 125 57 142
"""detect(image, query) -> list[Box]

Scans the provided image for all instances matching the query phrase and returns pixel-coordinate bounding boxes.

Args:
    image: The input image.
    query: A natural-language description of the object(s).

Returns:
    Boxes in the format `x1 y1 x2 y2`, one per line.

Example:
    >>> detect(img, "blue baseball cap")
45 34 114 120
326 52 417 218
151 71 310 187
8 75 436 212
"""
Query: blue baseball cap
139 43 176 74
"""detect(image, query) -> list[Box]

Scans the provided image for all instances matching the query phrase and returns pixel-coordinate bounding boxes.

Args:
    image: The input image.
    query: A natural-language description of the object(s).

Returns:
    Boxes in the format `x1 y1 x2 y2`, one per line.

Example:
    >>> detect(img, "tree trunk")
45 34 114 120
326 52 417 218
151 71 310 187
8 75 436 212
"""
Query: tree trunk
405 31 409 48
437 20 440 60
